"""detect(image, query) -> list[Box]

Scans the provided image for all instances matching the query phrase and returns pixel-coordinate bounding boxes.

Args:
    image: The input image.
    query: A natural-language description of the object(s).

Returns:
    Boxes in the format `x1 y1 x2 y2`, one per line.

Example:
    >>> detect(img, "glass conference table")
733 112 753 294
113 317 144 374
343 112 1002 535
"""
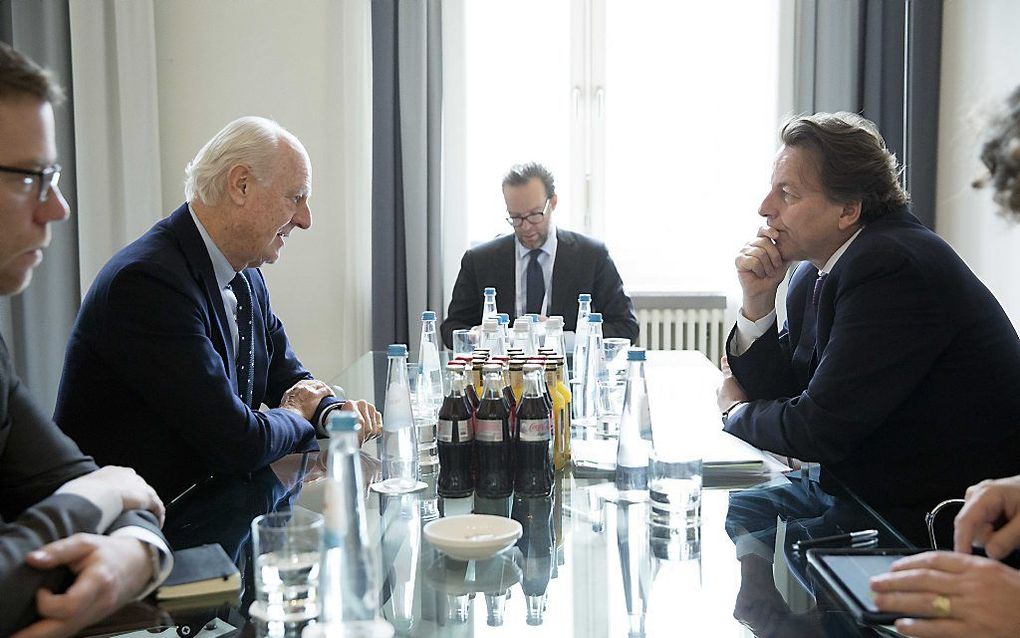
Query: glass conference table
90 351 915 638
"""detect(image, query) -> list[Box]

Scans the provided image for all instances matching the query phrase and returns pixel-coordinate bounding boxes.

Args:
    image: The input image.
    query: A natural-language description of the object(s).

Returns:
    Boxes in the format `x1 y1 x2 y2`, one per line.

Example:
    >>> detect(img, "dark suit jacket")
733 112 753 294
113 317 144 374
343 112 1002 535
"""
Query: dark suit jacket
725 207 1020 509
440 228 638 347
55 204 329 501
0 335 164 635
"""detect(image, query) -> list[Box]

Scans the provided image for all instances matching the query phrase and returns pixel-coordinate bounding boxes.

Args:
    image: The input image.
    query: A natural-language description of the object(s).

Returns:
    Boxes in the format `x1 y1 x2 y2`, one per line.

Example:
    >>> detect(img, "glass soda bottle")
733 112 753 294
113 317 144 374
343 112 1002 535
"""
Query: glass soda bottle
475 368 513 498
515 369 554 496
616 347 652 498
378 344 425 493
437 366 474 498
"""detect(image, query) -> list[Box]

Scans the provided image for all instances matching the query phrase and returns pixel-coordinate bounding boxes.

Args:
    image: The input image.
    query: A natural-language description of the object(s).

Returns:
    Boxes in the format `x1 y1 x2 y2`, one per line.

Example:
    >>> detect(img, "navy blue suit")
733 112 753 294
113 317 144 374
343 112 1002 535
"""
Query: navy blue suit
725 207 1020 514
55 204 329 500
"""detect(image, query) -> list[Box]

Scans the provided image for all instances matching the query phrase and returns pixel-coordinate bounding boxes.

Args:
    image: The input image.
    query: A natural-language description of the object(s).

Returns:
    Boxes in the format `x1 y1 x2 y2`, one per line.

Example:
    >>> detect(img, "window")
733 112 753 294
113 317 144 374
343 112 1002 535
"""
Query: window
456 1 790 297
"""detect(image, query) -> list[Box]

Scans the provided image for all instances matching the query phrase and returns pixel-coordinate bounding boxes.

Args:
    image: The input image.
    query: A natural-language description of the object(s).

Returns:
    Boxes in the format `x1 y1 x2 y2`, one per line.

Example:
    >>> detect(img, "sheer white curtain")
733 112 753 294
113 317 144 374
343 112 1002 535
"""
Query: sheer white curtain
67 0 373 379
68 0 163 293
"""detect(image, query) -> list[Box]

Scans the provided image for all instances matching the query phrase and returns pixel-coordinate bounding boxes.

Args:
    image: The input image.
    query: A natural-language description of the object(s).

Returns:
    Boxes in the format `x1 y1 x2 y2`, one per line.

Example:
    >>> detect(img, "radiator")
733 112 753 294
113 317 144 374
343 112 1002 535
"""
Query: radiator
634 306 727 366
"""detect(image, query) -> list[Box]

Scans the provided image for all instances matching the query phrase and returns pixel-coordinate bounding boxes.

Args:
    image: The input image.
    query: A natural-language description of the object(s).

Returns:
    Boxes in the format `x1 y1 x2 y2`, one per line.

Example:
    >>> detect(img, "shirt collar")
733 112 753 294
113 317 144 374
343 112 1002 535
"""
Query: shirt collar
819 227 863 275
515 225 558 259
188 203 238 290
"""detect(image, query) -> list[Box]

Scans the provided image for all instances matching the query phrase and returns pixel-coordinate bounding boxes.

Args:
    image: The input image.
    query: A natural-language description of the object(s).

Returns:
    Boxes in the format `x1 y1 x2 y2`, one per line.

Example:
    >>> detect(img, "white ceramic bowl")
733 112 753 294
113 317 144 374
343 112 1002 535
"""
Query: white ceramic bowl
423 514 523 561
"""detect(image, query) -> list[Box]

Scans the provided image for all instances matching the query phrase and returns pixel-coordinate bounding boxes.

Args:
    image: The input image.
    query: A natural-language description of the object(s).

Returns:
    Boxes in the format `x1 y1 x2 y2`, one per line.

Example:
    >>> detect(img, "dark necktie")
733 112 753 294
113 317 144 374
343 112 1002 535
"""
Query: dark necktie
791 272 828 387
230 272 255 407
526 248 545 315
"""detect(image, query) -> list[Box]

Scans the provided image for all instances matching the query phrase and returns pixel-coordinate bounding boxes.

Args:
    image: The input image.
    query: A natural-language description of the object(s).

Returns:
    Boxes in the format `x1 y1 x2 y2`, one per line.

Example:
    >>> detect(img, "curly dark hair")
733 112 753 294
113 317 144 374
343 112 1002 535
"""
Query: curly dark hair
976 86 1020 219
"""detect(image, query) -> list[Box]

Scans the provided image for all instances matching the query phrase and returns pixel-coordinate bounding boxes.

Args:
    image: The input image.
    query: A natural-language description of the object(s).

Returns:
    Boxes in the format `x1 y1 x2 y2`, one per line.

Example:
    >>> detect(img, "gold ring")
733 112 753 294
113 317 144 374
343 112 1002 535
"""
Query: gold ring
931 594 951 617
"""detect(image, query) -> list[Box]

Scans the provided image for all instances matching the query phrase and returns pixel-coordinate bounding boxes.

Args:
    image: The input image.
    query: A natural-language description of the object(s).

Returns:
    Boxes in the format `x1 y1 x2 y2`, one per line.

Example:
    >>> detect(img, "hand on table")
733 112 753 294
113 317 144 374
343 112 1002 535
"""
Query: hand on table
340 399 382 445
61 466 164 527
870 550 1020 638
13 534 153 638
280 379 335 421
717 355 748 413
954 475 1020 557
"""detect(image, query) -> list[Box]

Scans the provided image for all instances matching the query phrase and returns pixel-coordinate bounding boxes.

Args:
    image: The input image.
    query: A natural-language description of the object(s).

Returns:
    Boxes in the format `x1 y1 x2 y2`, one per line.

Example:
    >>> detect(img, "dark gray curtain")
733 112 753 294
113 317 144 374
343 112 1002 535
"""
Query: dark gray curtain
0 0 80 414
371 0 444 354
797 0 942 229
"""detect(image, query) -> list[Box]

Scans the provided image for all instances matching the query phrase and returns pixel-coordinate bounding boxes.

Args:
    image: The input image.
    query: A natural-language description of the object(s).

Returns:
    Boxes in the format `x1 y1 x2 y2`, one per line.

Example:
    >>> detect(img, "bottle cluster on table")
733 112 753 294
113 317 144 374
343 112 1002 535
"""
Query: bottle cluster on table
437 346 573 499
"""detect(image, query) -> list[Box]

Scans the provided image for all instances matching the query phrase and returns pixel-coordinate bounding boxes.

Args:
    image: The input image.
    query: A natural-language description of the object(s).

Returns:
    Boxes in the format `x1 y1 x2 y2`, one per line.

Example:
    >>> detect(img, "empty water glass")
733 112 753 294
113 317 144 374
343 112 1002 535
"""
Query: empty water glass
602 337 631 382
452 329 476 357
251 509 325 633
596 378 627 436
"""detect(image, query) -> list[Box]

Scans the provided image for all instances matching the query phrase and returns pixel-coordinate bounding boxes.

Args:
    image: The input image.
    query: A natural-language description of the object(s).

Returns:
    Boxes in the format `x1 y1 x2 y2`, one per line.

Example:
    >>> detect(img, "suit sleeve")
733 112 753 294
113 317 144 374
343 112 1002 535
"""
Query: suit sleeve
100 263 317 475
723 251 952 463
591 246 639 342
0 353 105 634
440 250 482 348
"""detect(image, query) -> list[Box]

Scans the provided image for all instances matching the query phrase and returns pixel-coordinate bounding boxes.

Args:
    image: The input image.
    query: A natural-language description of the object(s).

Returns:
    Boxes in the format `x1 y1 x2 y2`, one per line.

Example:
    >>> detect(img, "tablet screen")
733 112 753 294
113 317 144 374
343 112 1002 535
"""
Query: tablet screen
821 554 902 612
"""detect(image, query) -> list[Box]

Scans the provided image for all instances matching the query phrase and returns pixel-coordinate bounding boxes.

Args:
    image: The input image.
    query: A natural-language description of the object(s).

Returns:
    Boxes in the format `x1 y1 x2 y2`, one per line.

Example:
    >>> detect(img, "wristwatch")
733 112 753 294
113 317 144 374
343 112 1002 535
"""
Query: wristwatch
721 400 747 423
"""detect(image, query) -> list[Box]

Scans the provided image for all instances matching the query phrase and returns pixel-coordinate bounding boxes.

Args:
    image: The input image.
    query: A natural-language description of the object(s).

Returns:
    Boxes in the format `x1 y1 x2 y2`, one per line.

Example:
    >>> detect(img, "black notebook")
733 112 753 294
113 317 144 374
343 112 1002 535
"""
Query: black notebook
156 544 241 600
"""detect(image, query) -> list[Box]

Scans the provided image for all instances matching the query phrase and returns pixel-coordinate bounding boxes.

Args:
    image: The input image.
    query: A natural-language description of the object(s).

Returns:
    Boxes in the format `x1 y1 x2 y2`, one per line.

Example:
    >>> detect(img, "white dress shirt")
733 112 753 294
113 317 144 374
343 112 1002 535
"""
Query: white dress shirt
514 226 557 318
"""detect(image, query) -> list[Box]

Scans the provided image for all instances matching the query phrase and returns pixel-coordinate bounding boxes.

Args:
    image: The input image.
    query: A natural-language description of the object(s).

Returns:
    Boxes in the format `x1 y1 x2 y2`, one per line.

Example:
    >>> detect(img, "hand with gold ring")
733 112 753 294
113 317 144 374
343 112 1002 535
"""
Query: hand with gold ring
870 550 1020 637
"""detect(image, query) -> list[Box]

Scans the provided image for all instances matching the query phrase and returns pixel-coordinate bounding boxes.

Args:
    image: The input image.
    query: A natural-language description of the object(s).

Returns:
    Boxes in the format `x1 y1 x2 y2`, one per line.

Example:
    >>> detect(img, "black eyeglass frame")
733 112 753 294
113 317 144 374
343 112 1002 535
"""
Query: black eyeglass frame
506 198 550 228
0 163 62 202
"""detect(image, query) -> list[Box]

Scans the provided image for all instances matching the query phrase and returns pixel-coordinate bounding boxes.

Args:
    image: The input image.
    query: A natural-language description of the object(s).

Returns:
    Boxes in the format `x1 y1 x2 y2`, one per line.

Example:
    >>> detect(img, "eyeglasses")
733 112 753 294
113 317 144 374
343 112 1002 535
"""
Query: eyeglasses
506 198 550 228
925 498 966 550
0 163 62 202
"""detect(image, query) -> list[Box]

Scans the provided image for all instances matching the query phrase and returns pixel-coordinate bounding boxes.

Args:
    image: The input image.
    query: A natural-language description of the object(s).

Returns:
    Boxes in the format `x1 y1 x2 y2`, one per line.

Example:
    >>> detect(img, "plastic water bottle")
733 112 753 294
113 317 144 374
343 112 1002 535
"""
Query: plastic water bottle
377 344 426 493
544 315 565 355
482 287 498 324
321 411 380 623
616 348 652 498
571 293 592 382
574 313 605 428
480 317 505 357
418 311 443 412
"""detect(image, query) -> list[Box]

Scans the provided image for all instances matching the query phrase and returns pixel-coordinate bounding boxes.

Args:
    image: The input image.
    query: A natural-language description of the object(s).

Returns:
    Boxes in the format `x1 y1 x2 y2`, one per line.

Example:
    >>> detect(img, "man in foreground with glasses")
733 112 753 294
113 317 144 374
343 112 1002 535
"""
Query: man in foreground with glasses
53 116 381 503
440 161 638 348
0 43 170 637
717 112 1020 545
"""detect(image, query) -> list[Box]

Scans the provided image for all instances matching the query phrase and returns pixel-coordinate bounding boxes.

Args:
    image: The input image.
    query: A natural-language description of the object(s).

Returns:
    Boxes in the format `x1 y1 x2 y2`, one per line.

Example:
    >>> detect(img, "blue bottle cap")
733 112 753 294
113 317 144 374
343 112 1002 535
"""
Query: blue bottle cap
588 313 603 322
497 314 510 324
527 313 540 323
484 287 496 295
387 343 408 356
421 310 436 321
578 293 592 302
327 411 360 433
627 347 646 361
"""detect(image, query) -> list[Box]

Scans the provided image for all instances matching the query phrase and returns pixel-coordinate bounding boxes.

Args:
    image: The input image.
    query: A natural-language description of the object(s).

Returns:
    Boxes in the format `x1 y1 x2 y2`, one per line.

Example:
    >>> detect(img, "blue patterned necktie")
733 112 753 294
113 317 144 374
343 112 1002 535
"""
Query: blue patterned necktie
526 248 545 315
229 272 255 407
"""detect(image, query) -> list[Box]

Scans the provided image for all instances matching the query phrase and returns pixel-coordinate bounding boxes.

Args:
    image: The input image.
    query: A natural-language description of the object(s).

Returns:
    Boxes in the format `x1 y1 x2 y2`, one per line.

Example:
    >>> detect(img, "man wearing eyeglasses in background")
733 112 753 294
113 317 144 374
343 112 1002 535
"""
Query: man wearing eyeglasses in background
440 162 638 349
0 42 170 637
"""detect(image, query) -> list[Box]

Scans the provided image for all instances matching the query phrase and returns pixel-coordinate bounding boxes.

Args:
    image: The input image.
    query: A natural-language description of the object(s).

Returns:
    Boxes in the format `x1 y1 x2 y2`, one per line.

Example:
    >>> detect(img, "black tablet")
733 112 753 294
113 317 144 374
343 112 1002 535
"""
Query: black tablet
806 548 927 625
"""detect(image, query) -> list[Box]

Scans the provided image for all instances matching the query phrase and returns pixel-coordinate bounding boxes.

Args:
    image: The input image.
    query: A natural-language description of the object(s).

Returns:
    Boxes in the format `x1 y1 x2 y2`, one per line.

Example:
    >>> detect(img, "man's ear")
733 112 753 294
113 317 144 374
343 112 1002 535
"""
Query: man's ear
838 200 862 230
226 164 251 206
550 193 558 212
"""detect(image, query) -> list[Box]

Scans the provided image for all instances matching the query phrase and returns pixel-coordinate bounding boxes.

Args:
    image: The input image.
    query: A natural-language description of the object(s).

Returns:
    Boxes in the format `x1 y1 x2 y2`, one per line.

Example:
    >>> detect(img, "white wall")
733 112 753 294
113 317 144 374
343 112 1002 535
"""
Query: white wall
937 0 1020 326
152 0 372 381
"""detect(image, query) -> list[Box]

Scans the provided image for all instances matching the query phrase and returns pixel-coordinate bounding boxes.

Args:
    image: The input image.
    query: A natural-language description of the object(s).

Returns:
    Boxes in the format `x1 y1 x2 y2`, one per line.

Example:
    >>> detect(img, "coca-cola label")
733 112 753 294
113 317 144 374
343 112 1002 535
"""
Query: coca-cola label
475 418 505 442
519 418 551 442
438 418 472 442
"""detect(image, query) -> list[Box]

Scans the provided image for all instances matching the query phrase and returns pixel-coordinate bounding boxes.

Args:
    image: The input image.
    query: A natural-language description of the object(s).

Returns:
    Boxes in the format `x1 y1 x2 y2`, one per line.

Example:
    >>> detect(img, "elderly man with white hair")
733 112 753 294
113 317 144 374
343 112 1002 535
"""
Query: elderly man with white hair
54 116 381 501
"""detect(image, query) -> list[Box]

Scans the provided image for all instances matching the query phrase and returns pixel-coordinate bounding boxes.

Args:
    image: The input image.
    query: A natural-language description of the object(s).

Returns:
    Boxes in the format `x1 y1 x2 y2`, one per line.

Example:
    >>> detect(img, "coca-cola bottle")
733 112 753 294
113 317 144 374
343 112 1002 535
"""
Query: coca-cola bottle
437 366 474 498
475 368 513 498
514 369 554 496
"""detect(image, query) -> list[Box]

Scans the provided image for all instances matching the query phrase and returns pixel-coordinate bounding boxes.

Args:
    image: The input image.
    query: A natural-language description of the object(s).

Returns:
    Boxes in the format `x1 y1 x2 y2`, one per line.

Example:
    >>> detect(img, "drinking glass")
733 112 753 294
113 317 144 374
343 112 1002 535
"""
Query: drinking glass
602 337 631 382
406 363 439 473
596 378 627 436
647 451 703 533
452 329 476 357
250 509 325 632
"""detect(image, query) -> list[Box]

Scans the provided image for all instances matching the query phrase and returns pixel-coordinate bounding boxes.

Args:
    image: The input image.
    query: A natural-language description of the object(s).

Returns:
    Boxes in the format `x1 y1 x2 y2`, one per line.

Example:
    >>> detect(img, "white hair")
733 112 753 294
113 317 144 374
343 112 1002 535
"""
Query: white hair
183 116 292 206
